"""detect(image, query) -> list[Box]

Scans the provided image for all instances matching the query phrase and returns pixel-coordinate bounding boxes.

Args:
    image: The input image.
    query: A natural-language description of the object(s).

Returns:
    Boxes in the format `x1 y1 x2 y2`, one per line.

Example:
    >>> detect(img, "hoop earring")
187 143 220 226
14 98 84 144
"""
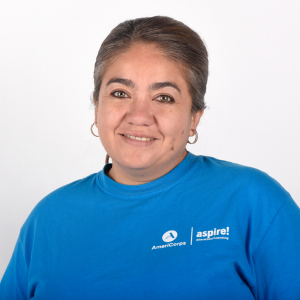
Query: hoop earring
91 122 99 137
187 129 198 144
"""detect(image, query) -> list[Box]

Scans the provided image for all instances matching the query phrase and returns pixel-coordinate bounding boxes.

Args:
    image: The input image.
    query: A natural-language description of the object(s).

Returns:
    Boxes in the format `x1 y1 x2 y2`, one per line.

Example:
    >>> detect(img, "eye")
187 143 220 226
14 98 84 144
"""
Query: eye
156 95 175 103
111 90 129 98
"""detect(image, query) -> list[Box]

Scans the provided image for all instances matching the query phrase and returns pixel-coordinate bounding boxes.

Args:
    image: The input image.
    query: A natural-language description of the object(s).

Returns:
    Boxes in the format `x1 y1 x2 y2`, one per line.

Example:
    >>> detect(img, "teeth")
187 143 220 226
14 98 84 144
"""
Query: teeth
123 134 154 141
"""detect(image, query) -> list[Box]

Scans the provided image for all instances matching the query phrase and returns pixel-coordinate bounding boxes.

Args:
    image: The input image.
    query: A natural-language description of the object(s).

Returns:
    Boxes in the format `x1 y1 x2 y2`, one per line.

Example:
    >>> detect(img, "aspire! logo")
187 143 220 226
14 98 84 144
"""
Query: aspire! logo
196 227 230 241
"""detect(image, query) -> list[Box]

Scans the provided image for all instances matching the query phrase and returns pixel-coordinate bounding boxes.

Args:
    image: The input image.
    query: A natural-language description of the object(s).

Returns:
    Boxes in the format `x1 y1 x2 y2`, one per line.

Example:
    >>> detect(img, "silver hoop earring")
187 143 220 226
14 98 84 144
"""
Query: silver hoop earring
187 129 198 144
91 122 99 137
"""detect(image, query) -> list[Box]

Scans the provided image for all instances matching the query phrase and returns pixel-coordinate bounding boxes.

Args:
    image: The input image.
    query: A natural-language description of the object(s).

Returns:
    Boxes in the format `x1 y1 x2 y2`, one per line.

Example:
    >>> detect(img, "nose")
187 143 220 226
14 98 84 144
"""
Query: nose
125 97 155 126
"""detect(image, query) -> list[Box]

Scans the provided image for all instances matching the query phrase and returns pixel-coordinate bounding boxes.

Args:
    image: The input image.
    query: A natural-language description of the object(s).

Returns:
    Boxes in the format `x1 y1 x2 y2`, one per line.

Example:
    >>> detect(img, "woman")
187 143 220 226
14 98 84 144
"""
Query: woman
1 16 300 299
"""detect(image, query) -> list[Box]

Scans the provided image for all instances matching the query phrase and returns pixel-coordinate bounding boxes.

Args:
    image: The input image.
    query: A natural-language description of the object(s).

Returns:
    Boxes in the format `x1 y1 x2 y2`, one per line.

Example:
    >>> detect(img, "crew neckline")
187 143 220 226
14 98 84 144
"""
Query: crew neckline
96 152 200 196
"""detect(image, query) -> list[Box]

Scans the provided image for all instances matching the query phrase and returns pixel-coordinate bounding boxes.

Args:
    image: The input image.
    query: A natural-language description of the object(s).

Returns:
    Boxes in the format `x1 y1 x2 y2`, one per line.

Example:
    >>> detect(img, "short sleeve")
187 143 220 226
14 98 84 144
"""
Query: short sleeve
0 235 29 299
252 195 300 299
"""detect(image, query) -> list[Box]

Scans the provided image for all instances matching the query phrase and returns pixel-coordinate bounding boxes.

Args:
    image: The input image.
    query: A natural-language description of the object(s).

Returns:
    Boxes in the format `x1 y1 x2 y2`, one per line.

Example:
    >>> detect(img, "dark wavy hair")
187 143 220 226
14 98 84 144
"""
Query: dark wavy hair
92 16 209 113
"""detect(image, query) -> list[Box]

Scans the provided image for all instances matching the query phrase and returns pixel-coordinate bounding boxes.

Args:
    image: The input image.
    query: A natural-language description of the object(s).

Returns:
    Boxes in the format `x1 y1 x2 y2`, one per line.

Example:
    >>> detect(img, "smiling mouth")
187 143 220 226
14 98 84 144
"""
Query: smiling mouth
122 134 155 141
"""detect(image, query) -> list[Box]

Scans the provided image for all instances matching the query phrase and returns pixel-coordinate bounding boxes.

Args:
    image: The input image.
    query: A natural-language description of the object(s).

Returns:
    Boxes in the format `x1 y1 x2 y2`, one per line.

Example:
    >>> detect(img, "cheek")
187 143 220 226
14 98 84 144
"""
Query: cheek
159 113 191 148
97 102 121 129
97 105 128 152
97 108 115 142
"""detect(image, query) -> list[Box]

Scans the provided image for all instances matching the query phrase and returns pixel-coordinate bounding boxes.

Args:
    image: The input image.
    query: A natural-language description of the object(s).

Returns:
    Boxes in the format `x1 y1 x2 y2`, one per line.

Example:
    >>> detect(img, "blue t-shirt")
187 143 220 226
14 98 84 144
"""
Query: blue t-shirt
1 153 300 299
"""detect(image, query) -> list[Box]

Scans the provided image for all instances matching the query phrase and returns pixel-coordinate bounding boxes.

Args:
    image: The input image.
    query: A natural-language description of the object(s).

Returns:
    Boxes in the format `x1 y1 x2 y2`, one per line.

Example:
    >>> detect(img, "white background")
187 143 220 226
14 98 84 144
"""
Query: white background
0 0 299 278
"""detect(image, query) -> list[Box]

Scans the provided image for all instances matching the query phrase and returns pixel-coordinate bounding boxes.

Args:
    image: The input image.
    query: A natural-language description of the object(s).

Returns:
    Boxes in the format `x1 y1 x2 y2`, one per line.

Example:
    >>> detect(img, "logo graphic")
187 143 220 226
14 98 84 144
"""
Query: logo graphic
162 230 177 242
196 227 230 241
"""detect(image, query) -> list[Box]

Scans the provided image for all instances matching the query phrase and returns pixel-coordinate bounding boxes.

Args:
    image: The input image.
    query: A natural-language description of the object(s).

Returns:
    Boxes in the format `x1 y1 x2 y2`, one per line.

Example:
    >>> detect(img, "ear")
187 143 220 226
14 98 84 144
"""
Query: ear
190 110 204 136
94 103 98 125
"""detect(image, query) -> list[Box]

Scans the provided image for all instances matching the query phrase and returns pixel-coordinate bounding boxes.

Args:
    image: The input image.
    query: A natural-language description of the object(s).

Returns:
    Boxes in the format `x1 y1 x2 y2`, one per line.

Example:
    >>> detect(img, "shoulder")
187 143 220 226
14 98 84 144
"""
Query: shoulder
198 155 270 179
192 154 292 208
20 173 99 233
194 155 298 248
38 172 98 207
200 155 287 188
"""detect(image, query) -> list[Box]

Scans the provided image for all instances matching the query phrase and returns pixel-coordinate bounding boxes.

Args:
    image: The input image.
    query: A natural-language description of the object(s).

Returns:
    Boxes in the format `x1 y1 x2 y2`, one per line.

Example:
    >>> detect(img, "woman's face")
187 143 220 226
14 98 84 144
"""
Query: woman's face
95 43 203 183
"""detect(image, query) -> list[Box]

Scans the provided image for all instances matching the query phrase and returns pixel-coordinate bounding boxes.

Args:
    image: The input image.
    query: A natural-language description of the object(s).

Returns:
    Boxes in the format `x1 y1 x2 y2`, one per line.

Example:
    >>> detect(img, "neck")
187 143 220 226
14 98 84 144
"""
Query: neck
107 150 188 185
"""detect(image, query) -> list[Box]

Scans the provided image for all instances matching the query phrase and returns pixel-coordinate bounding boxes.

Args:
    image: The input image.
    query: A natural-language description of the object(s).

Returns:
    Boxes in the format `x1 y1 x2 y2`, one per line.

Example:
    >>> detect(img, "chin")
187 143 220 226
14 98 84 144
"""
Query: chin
115 155 157 170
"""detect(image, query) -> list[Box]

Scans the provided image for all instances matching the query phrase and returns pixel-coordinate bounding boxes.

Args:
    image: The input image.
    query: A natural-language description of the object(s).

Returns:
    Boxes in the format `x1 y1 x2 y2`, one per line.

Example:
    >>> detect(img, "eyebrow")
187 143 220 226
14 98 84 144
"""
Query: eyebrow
106 77 181 94
149 81 181 94
106 77 135 88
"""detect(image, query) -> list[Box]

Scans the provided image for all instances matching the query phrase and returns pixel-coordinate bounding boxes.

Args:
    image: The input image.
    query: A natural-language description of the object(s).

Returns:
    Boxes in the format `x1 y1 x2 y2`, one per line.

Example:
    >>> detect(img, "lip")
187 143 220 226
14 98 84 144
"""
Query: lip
120 132 157 139
119 133 157 147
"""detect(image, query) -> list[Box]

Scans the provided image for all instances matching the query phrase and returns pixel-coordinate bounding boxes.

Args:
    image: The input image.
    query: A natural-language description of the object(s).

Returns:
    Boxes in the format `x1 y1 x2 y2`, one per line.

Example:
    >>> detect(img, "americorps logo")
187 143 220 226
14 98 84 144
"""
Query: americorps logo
152 230 186 250
162 230 177 242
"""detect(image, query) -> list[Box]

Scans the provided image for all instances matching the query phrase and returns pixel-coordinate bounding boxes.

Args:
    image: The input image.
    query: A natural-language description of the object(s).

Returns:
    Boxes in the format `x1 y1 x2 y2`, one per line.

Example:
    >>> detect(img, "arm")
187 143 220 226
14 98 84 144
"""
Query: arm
0 236 29 299
252 195 300 299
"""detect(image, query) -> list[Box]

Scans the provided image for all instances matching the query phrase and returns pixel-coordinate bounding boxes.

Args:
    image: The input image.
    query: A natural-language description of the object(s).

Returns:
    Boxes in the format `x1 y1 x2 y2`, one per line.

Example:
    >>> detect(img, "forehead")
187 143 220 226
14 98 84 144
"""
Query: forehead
102 43 189 90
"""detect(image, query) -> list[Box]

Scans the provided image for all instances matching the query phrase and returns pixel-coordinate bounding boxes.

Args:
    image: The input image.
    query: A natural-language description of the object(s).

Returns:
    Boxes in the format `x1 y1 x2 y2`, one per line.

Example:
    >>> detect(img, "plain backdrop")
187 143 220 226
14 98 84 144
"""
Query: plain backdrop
0 0 299 279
